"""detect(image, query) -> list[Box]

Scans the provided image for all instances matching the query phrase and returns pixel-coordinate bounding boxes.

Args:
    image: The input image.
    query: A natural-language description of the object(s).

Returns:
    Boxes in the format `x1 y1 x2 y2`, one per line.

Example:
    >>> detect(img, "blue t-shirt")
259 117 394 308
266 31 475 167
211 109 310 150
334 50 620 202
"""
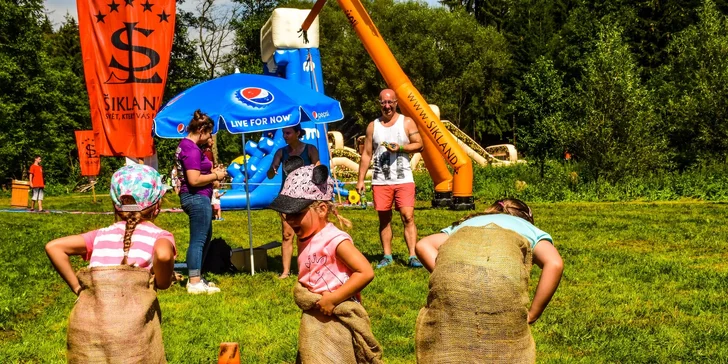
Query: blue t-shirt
441 214 553 249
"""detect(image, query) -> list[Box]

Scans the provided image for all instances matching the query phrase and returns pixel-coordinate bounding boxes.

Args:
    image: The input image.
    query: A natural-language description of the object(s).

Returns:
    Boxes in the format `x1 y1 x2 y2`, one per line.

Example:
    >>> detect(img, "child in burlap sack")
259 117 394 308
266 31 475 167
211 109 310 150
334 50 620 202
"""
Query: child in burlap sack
45 164 177 363
268 161 382 364
415 198 564 363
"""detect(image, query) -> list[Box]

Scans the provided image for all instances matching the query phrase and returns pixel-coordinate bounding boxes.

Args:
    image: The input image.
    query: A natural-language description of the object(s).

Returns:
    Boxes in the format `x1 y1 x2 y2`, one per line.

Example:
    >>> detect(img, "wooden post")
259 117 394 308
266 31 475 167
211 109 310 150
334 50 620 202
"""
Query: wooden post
90 176 97 203
325 127 343 205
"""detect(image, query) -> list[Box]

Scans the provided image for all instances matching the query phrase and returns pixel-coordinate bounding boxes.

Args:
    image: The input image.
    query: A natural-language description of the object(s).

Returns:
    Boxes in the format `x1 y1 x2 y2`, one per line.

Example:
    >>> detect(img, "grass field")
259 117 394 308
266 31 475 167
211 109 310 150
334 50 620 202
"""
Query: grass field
1 194 727 363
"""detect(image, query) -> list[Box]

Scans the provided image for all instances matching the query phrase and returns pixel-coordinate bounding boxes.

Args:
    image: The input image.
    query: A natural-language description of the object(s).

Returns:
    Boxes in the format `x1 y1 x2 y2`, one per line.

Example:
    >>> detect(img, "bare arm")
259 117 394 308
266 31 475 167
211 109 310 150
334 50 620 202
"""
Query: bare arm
383 117 423 153
315 240 375 315
528 241 564 324
45 235 88 295
308 145 321 166
267 149 284 179
403 117 423 152
185 166 225 187
29 172 34 188
357 122 375 192
415 233 449 272
151 238 176 290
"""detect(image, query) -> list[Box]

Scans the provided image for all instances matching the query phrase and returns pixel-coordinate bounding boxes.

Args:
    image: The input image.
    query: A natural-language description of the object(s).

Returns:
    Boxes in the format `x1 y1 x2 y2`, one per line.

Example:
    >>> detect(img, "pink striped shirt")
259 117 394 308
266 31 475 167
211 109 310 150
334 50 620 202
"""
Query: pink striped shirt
82 221 177 270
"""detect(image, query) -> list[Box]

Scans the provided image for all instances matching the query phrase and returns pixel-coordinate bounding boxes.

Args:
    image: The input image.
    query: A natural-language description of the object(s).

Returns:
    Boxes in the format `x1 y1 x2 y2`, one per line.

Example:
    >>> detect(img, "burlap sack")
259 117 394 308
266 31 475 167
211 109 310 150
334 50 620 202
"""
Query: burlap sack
416 225 535 364
294 282 383 364
67 265 166 363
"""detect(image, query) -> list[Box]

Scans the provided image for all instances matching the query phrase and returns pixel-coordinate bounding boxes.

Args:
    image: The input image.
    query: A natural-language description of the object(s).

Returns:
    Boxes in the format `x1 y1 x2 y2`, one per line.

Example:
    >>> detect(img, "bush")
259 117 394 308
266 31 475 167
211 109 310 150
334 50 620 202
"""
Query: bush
412 160 728 203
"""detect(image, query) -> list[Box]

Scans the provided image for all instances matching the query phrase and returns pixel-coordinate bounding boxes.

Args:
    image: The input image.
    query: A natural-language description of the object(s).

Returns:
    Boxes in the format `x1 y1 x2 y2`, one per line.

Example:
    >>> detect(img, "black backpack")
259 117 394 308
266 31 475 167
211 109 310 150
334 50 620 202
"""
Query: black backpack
202 238 237 274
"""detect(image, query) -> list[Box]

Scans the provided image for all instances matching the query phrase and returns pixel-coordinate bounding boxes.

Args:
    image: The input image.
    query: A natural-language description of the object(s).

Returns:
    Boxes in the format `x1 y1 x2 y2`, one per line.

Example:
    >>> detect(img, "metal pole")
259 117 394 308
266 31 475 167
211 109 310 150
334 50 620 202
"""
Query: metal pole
241 132 255 275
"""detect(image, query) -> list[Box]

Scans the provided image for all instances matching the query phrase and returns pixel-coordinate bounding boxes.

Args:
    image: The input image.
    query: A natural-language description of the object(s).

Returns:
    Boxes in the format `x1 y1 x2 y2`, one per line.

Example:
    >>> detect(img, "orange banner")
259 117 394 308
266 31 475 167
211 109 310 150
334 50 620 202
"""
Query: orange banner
77 0 176 158
75 130 101 176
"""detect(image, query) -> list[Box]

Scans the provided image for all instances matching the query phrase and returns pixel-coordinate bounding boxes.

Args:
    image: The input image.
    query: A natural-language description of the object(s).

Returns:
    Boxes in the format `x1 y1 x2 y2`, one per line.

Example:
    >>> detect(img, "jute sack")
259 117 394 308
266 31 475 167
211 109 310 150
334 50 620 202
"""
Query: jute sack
294 282 383 364
415 225 535 364
67 265 166 363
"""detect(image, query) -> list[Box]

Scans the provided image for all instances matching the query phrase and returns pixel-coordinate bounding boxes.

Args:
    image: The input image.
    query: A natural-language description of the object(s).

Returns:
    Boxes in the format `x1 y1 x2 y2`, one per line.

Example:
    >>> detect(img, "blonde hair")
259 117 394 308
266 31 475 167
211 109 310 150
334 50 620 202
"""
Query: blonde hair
452 198 534 227
312 201 352 229
114 196 160 265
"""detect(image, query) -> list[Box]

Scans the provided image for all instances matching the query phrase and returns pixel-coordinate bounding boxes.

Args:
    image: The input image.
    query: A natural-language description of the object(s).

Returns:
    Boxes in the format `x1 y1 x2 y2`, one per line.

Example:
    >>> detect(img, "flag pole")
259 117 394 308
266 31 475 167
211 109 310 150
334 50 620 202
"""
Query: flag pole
241 132 255 275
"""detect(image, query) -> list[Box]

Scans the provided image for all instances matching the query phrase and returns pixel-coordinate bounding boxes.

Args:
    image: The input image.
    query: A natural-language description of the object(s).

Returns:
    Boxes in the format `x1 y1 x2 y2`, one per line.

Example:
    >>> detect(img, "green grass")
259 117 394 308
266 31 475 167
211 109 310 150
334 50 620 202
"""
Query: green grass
1 194 727 362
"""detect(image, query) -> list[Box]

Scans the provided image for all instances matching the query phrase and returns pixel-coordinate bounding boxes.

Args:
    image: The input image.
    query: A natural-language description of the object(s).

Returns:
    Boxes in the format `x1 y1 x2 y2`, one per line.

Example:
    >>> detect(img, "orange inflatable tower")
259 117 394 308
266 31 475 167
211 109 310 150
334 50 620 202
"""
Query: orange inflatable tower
301 0 475 210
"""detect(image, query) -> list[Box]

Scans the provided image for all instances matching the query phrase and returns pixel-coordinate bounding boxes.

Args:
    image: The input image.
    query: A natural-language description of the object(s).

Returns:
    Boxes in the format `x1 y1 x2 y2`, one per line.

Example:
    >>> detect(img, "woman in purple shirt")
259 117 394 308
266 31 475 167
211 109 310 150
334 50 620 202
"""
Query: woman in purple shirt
176 110 227 294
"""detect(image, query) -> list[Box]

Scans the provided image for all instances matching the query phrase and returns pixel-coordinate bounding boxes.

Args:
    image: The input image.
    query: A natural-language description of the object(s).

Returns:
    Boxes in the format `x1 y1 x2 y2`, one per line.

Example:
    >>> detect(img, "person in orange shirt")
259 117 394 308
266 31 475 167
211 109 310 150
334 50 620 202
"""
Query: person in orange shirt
29 155 45 212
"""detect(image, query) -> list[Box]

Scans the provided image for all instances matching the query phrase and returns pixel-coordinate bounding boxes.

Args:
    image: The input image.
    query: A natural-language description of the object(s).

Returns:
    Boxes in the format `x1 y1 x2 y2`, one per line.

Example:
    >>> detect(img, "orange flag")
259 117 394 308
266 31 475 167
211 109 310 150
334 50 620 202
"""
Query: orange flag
75 130 102 176
77 0 176 158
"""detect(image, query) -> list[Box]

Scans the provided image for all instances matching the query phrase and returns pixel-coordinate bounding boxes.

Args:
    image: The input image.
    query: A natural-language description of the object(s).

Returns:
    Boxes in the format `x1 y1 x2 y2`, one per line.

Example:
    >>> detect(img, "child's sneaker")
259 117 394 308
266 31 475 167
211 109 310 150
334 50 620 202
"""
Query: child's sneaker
376 255 393 269
408 256 423 268
187 281 221 295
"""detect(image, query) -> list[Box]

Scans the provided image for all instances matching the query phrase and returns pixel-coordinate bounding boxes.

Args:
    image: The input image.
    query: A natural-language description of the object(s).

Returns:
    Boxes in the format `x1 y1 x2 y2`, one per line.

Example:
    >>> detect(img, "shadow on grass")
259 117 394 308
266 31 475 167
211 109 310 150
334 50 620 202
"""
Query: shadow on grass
181 237 409 278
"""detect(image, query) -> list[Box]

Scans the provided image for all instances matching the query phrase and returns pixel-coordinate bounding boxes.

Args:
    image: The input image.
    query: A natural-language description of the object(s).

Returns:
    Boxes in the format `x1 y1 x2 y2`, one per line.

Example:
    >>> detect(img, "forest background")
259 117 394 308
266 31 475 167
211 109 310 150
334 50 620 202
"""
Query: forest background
2 0 728 201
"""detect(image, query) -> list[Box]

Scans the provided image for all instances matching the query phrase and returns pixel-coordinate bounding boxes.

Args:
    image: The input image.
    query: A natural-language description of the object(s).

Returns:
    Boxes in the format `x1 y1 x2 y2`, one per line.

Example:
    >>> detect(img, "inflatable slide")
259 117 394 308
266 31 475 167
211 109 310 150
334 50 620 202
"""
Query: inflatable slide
220 9 347 210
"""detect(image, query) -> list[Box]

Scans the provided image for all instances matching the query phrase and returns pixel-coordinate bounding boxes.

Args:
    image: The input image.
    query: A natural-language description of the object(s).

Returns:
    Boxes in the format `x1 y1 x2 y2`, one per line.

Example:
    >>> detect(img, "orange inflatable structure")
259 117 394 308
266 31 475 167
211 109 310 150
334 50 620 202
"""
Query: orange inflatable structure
301 0 475 210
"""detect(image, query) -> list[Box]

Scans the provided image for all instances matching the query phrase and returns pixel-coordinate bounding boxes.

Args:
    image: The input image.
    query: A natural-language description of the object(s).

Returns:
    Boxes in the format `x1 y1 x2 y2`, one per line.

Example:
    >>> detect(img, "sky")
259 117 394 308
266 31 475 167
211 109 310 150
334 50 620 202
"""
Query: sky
43 0 442 28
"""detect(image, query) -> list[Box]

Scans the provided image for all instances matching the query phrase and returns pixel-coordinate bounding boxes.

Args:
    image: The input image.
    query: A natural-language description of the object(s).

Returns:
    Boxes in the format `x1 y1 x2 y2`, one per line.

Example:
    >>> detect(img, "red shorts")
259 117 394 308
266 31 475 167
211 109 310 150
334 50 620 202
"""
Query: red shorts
372 183 416 211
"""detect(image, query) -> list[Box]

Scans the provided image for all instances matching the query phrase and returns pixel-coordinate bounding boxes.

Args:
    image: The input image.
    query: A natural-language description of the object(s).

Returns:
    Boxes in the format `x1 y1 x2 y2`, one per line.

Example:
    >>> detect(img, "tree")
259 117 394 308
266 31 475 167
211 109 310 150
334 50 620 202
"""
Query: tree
228 0 278 74
514 56 568 176
193 0 243 80
439 0 512 31
569 23 669 182
656 0 728 168
261 0 512 143
155 2 208 174
0 0 91 186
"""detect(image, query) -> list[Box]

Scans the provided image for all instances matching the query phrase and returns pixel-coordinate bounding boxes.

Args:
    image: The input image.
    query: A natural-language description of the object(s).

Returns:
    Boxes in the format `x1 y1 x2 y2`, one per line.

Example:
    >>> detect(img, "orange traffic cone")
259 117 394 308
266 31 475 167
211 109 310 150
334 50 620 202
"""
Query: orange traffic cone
218 342 240 364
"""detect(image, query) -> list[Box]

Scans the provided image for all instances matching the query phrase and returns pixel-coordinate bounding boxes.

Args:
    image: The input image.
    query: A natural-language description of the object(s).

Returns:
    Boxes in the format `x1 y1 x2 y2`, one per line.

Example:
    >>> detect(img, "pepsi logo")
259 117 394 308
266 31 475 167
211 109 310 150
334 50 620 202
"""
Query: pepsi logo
312 111 330 119
236 87 274 107
177 123 185 133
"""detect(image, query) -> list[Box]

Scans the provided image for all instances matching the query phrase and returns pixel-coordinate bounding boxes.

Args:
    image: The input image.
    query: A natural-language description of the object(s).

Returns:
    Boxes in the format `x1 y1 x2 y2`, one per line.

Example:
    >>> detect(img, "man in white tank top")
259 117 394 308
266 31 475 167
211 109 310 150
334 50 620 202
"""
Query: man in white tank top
357 89 424 268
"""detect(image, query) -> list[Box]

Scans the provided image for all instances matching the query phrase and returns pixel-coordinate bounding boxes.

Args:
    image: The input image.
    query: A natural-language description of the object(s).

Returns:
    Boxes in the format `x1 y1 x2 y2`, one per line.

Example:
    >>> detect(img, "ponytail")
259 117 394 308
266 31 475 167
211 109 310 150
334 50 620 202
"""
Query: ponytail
187 109 214 134
317 201 352 229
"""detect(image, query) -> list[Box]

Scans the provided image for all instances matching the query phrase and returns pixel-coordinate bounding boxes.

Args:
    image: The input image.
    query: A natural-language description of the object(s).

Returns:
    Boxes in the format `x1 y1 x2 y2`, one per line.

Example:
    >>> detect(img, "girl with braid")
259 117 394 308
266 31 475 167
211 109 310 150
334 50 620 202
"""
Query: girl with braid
46 164 176 362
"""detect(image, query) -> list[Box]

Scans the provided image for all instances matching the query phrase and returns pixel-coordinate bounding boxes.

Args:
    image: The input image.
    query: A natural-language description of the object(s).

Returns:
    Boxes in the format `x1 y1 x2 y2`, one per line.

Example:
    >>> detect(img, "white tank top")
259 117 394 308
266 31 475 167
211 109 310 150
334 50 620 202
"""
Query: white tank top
371 114 414 185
